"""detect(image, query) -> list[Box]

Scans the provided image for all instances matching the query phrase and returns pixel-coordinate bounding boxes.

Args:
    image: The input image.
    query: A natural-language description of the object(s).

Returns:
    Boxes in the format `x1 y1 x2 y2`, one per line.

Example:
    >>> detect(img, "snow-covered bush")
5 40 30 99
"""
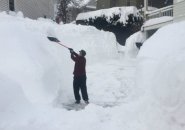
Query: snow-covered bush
76 7 143 45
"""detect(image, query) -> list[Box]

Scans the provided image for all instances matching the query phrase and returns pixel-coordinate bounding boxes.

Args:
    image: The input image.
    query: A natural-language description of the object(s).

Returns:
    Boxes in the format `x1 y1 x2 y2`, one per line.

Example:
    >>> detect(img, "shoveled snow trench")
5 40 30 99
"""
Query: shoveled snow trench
55 59 137 111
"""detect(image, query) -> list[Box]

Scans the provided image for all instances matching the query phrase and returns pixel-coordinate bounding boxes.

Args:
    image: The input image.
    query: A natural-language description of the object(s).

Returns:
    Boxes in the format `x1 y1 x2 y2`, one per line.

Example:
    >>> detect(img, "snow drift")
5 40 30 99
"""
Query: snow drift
124 31 146 58
0 11 119 130
137 21 185 130
0 11 118 105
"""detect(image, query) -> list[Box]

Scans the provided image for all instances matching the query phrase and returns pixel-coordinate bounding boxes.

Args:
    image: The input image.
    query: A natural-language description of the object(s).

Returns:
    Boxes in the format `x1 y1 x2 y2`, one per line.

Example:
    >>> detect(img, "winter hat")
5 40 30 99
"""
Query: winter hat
79 50 86 56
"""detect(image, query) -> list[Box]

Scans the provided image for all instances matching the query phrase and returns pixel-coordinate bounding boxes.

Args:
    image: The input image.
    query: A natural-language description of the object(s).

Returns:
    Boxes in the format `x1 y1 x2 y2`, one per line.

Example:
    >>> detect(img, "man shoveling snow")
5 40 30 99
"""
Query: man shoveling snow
69 48 89 104
47 36 89 104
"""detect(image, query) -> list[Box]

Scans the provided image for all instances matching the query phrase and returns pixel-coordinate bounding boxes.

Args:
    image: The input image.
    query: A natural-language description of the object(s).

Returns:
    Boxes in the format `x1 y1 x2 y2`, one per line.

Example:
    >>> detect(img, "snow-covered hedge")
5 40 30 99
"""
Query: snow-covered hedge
76 7 142 24
76 7 143 45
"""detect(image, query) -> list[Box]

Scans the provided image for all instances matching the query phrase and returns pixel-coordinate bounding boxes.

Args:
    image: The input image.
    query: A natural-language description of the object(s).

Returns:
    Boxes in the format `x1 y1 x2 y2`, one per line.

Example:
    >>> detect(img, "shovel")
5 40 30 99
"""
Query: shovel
47 36 70 49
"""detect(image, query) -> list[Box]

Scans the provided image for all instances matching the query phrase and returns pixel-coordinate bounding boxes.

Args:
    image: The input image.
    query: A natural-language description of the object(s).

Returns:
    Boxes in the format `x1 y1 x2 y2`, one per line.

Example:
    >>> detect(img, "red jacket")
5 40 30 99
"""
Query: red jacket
71 52 86 76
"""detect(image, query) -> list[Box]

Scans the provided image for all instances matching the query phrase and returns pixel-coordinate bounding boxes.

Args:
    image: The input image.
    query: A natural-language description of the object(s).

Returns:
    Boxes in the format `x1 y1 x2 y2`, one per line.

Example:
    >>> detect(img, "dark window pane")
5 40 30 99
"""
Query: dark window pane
127 0 130 6
9 0 15 11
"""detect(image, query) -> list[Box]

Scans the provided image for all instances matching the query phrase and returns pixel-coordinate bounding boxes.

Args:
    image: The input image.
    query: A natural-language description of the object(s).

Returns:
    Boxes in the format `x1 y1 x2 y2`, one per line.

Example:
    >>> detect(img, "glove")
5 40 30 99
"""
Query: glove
68 48 74 53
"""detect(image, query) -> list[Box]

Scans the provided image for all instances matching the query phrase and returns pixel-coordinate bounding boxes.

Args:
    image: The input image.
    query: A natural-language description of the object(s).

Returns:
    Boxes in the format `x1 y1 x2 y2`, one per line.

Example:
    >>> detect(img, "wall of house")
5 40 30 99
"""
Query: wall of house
97 0 173 9
174 0 185 22
15 0 54 19
0 0 9 11
97 0 111 9
97 0 138 9
115 0 137 6
0 0 54 19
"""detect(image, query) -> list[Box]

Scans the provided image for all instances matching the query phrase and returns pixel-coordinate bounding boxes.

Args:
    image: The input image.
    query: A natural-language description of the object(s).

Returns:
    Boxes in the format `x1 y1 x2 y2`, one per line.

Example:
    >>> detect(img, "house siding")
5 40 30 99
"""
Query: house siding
97 0 111 9
0 0 54 19
0 0 9 11
15 0 54 19
97 0 173 9
116 0 137 6
174 0 185 22
97 0 137 9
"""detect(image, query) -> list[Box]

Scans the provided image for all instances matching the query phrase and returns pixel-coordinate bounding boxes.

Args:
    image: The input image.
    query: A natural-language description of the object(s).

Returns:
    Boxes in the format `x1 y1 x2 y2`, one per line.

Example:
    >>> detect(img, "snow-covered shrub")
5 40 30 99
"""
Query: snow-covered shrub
76 7 143 45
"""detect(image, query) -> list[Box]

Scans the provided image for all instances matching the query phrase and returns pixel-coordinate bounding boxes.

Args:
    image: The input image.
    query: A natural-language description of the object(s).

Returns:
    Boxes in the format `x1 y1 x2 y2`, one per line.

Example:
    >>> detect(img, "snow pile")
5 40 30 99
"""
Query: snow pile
76 6 140 24
0 11 117 106
0 11 120 130
137 21 185 130
123 31 146 58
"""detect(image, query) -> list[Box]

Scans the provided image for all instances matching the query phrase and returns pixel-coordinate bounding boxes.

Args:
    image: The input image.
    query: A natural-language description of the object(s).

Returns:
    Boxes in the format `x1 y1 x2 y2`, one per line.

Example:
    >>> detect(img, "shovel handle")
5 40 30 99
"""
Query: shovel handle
47 36 70 49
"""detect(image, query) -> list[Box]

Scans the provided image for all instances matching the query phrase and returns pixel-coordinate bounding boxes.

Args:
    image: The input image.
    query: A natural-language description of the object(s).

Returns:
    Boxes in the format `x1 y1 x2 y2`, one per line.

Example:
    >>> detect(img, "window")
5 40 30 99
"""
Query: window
127 0 131 6
110 0 116 7
9 0 15 11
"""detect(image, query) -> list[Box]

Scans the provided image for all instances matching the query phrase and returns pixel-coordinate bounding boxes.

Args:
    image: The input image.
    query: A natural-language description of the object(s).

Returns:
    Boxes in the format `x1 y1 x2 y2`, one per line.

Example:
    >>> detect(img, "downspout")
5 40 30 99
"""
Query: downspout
144 0 148 19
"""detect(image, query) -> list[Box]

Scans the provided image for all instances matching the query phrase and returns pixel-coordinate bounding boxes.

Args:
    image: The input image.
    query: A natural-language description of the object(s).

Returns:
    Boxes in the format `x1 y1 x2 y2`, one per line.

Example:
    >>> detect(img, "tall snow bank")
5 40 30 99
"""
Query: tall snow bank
137 21 185 130
0 12 118 105
123 31 146 58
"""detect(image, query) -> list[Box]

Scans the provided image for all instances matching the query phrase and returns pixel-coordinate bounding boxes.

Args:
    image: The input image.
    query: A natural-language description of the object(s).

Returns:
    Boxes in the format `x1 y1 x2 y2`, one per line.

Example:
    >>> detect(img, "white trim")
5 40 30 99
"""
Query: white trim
174 0 185 4
142 19 173 31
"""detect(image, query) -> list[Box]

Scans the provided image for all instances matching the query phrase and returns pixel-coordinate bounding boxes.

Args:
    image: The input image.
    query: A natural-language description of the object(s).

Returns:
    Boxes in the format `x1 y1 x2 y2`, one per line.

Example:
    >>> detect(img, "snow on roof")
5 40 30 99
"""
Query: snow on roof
86 5 96 9
143 16 173 27
76 6 140 24
77 0 91 7
69 0 91 8
140 6 158 12
177 0 185 2
87 0 96 6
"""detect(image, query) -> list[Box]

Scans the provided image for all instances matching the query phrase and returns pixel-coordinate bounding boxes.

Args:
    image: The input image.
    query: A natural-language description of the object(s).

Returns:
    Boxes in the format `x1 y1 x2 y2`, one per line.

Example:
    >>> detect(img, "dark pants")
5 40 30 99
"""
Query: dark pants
73 75 89 101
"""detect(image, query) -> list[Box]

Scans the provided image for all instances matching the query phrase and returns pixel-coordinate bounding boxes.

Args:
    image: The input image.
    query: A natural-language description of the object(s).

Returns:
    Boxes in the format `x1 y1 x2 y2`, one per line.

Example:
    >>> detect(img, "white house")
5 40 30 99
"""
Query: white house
142 0 185 38
0 0 55 19
173 0 185 22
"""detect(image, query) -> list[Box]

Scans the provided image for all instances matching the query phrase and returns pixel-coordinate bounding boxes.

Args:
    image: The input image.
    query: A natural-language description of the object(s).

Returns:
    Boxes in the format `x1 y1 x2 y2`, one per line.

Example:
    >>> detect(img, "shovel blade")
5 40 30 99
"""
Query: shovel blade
47 36 60 42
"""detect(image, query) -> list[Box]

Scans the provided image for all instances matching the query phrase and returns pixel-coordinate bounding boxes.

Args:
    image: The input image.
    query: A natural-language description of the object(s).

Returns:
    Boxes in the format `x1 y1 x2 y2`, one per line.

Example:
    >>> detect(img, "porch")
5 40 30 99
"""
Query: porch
142 5 174 32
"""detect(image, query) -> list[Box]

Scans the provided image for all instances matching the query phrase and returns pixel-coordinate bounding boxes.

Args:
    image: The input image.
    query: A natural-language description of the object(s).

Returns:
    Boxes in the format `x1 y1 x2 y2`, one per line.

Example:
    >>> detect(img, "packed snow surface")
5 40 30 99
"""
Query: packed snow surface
76 6 140 24
1 11 185 130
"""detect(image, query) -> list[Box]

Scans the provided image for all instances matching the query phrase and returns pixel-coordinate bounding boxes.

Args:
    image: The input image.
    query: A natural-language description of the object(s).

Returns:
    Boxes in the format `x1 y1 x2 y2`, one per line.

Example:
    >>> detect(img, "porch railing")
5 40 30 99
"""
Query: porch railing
146 5 173 20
